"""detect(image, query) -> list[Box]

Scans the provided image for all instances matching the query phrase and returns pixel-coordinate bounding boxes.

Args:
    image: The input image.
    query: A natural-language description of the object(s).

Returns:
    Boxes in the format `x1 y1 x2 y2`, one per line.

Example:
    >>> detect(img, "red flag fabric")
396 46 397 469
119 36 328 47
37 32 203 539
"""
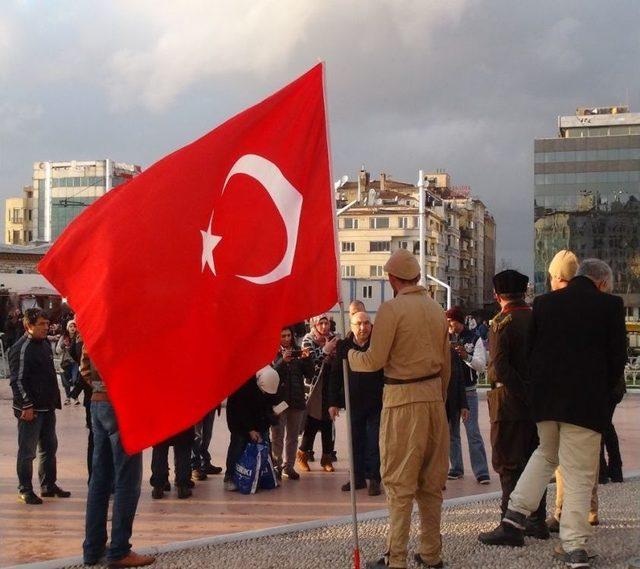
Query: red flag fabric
39 63 338 453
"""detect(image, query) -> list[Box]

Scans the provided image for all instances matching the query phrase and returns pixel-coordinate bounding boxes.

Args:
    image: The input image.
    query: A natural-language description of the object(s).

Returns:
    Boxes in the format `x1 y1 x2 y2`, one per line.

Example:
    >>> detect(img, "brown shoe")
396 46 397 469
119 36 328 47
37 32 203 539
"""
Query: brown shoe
108 551 155 568
320 453 335 473
296 450 311 472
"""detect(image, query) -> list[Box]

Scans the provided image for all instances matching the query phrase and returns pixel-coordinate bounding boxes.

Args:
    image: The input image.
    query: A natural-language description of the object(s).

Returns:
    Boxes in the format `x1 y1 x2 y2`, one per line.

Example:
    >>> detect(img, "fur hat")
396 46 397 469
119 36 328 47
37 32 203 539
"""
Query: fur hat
383 249 420 280
493 270 528 294
548 250 579 281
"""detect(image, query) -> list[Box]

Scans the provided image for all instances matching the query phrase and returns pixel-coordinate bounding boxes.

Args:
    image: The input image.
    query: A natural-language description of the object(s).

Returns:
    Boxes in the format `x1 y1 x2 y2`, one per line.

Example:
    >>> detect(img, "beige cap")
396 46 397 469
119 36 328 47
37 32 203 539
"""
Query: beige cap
384 249 420 280
548 250 579 281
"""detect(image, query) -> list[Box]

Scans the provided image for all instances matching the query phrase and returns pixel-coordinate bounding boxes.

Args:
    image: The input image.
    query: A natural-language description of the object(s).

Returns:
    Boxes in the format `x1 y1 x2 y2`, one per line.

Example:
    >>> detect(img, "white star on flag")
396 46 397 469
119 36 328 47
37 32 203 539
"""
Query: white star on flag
200 213 222 274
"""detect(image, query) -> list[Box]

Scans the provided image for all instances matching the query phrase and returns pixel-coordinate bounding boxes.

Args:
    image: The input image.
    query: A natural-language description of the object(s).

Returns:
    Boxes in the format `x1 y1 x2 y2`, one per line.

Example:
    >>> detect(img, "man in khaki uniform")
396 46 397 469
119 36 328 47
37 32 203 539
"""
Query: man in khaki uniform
348 248 450 569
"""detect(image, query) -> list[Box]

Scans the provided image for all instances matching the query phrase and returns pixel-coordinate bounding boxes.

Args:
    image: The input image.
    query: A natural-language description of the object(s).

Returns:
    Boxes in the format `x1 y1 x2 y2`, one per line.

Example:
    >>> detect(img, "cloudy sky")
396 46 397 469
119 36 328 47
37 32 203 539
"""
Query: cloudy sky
1 0 638 273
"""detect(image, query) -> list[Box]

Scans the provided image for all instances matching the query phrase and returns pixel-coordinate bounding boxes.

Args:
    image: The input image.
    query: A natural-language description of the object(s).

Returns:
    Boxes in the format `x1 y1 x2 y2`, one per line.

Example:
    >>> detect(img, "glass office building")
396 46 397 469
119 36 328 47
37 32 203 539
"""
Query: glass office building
32 160 141 242
534 106 640 313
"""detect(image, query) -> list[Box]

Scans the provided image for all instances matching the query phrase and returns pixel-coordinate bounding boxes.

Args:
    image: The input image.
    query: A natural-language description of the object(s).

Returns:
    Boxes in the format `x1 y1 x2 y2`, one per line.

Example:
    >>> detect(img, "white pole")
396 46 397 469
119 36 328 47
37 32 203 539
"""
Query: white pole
323 62 360 569
44 162 52 243
418 170 426 288
426 274 452 310
335 301 361 569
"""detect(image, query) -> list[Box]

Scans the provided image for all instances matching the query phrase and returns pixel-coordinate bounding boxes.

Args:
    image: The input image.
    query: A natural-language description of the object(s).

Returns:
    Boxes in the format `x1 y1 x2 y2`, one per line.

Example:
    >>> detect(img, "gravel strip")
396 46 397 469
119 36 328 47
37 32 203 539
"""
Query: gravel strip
59 480 640 568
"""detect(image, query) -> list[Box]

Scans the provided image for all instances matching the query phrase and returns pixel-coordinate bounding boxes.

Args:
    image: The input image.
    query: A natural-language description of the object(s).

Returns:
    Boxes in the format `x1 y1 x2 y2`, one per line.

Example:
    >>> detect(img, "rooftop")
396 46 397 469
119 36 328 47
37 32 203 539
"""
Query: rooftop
558 105 640 134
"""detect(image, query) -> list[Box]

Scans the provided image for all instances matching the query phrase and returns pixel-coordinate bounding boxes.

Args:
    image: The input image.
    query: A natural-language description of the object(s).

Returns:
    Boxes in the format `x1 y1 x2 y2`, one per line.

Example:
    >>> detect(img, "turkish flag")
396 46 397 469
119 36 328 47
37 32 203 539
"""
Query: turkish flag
39 64 338 452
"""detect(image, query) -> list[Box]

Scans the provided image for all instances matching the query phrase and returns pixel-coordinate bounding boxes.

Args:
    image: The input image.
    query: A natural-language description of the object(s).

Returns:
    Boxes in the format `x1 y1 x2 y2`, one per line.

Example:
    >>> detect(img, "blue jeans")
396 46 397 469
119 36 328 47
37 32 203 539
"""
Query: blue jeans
83 401 142 564
16 410 58 493
449 390 490 479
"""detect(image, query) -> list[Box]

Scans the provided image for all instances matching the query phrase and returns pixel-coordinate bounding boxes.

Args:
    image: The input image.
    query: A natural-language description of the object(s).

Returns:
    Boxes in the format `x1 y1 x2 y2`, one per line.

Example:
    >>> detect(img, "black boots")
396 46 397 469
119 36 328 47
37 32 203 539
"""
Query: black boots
478 510 526 547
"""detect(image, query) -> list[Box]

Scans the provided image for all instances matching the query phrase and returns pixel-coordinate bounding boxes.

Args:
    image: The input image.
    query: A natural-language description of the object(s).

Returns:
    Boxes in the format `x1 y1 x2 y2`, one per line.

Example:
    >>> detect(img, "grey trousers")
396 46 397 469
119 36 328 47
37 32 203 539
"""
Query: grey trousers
271 408 305 468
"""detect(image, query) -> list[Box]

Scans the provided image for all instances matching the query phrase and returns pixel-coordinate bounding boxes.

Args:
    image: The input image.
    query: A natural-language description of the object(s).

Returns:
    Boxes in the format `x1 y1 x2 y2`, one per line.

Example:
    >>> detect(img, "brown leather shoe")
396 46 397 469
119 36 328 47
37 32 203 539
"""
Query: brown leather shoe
320 453 335 473
296 450 311 472
108 551 155 568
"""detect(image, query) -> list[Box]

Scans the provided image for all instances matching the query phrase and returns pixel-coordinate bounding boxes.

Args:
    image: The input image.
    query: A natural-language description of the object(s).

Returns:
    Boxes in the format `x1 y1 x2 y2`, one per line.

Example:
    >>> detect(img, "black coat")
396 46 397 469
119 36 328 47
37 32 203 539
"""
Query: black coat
328 336 383 412
446 347 469 421
528 276 628 434
272 351 314 410
486 301 533 423
226 377 277 435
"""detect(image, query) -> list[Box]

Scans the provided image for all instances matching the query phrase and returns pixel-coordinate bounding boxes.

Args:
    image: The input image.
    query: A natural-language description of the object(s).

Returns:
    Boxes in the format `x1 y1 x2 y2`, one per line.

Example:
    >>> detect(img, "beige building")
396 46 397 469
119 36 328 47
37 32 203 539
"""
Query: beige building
5 186 35 245
336 169 496 310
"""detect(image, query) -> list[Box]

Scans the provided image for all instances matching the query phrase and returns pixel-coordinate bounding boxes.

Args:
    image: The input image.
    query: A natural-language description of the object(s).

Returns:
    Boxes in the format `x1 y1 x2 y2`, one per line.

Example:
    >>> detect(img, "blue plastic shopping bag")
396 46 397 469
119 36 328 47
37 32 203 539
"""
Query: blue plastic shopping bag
258 440 279 490
234 442 261 495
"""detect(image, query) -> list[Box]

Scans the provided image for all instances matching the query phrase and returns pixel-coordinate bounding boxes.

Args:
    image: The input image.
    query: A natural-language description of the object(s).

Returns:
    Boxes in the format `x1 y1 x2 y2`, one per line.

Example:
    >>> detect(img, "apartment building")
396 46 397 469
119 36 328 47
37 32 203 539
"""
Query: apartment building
336 169 495 310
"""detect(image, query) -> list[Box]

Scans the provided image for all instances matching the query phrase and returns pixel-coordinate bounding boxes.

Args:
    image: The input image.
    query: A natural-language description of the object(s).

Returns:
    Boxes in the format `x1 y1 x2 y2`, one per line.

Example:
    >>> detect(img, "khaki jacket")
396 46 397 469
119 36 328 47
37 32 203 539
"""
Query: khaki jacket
348 285 450 408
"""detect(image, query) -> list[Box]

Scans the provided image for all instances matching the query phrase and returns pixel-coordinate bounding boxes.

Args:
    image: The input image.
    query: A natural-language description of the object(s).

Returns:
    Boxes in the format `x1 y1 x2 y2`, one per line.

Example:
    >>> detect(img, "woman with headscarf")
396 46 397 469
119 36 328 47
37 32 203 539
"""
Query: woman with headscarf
297 314 338 473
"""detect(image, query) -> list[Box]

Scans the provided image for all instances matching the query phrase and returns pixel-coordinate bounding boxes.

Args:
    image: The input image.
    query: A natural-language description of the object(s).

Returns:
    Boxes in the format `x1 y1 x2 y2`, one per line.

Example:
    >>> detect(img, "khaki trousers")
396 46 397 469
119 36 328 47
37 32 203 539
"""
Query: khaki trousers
380 401 449 568
554 466 599 522
508 421 601 551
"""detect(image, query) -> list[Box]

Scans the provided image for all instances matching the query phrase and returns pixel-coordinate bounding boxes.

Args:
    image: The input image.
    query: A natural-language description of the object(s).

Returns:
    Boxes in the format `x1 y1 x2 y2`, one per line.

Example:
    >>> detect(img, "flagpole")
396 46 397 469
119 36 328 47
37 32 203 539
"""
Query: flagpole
322 61 361 569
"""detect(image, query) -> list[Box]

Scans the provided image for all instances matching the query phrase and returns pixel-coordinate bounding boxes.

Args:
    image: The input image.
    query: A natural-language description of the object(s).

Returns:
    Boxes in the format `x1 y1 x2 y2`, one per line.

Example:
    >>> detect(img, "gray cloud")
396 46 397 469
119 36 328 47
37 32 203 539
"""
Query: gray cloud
1 0 639 274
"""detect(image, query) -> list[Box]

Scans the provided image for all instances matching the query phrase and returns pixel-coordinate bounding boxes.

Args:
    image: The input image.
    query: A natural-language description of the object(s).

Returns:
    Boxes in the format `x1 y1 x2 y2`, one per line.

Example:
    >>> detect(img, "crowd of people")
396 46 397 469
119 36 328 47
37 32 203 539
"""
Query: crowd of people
7 247 629 569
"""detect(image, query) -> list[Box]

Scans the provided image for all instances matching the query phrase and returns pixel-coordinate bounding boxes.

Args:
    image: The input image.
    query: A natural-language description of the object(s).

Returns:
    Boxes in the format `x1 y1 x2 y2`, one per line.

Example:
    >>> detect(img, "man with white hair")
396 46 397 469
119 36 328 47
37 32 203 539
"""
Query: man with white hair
328 311 384 496
480 259 627 569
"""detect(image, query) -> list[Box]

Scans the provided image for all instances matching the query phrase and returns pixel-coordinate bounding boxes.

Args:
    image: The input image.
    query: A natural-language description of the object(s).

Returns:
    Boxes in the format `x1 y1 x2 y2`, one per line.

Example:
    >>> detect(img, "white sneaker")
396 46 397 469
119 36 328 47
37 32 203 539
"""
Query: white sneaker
223 480 238 492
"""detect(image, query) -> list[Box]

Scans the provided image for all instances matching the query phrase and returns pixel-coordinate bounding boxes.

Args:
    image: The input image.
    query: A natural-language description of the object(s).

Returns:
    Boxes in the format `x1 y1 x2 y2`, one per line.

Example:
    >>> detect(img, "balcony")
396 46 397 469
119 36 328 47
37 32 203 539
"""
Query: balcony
460 228 473 240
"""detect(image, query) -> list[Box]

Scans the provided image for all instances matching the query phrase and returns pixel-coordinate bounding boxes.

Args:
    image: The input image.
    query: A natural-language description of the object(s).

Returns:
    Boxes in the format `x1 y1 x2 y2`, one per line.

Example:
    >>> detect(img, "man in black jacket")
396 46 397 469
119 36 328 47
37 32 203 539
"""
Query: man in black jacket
328 311 384 496
481 260 628 569
9 307 70 504
223 367 280 492
478 270 548 544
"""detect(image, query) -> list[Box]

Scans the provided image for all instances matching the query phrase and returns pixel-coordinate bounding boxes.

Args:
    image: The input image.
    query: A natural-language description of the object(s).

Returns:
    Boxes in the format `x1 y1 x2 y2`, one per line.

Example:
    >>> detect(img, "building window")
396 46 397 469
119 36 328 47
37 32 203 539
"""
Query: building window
369 217 389 229
342 265 355 277
370 241 390 252
413 216 419 228
28 230 33 242
363 285 373 299
343 217 358 229
370 265 384 277
398 216 409 229
28 209 33 221
341 241 355 252
399 241 408 250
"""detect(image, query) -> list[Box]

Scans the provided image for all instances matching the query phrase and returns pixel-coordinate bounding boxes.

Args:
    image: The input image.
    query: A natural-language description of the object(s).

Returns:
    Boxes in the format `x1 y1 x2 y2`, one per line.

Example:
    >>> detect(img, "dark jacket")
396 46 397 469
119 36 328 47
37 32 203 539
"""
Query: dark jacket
10 333 61 413
446 347 469 420
450 328 482 388
226 377 277 435
328 335 383 412
486 300 533 423
528 276 628 434
272 351 314 410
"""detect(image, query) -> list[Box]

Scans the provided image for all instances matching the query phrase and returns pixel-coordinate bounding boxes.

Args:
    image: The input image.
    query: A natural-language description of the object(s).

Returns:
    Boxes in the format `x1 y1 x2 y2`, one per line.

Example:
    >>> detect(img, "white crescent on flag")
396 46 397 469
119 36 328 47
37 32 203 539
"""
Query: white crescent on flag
200 154 304 284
